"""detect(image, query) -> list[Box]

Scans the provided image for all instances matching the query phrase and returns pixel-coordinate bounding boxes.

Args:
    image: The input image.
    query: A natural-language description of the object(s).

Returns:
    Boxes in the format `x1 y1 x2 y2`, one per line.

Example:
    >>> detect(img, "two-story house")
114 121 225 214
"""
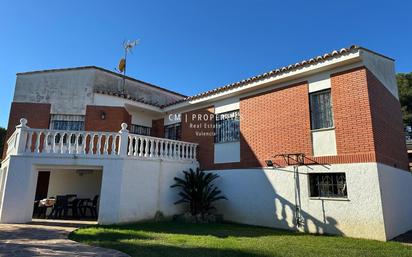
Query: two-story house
1 45 411 241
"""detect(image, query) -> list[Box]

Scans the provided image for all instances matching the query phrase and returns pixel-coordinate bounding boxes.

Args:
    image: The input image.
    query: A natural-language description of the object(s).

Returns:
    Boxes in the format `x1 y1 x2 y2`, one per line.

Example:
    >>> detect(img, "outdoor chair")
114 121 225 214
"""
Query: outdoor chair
49 195 69 219
80 195 99 219
68 198 80 218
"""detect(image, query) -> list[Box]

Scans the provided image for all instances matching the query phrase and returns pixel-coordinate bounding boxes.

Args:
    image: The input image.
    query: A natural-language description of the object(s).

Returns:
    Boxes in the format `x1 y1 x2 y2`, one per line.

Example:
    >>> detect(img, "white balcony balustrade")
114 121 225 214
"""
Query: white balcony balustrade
5 118 198 161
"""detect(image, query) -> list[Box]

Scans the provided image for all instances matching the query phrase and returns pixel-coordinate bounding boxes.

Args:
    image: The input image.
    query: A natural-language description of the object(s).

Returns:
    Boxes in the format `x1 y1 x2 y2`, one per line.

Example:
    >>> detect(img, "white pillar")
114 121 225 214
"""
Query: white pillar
14 118 29 154
0 156 37 223
118 123 129 156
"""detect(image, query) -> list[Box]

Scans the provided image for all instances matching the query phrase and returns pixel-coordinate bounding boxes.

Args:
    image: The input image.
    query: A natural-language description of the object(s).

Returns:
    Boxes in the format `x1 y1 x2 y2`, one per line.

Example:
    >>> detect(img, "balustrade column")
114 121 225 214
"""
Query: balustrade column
118 123 129 156
14 118 29 154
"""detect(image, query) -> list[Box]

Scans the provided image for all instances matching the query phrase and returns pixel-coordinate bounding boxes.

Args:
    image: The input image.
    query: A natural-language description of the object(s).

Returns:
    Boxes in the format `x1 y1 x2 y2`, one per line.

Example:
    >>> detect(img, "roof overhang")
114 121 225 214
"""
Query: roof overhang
163 50 362 113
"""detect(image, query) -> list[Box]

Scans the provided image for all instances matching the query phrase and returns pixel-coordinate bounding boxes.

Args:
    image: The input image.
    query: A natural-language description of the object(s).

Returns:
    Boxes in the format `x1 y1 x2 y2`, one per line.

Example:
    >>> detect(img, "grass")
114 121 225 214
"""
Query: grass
69 221 412 257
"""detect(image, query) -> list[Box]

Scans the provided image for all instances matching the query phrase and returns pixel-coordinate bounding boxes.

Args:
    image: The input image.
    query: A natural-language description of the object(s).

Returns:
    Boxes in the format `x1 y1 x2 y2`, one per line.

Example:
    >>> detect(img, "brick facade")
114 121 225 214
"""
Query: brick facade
85 105 131 132
179 66 409 171
366 69 409 170
3 66 408 171
181 107 215 170
3 102 51 158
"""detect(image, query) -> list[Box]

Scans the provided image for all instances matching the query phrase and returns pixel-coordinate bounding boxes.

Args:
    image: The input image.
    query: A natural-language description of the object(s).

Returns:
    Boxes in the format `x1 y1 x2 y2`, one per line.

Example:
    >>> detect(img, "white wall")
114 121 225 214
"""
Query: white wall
377 164 412 240
214 142 240 163
210 163 388 241
361 50 398 99
14 70 95 115
115 159 194 223
93 69 184 107
308 73 331 93
0 154 197 225
47 169 102 199
311 129 337 156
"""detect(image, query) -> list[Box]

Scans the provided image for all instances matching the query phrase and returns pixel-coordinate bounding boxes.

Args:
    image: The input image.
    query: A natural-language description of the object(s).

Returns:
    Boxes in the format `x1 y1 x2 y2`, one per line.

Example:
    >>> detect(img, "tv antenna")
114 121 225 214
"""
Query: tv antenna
117 39 139 94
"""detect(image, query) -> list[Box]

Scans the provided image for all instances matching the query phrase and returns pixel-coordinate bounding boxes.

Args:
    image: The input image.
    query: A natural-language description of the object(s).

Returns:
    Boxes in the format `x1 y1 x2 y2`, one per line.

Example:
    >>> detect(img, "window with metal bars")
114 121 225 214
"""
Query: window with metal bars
130 124 151 136
50 114 85 131
309 89 334 130
164 123 181 141
309 173 347 198
49 115 85 144
215 110 240 143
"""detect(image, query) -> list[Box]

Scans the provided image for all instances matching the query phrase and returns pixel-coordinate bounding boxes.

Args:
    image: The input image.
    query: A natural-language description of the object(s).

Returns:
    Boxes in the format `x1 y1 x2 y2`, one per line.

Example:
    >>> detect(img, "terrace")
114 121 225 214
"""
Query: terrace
0 118 198 224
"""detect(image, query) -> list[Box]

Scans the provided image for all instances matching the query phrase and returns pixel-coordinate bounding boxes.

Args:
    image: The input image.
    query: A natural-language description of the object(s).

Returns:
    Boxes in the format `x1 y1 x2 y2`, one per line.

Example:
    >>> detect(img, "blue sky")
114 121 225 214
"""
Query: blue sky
1 0 411 128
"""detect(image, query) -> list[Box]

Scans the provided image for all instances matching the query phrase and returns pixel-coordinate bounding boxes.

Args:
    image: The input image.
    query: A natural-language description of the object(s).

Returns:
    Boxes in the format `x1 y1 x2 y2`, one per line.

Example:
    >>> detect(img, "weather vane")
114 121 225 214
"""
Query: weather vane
117 39 139 94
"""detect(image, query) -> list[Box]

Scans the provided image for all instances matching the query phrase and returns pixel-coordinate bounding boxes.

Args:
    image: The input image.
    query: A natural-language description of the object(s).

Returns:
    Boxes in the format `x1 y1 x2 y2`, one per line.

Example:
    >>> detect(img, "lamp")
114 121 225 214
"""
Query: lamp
100 111 106 120
265 160 274 167
76 169 94 176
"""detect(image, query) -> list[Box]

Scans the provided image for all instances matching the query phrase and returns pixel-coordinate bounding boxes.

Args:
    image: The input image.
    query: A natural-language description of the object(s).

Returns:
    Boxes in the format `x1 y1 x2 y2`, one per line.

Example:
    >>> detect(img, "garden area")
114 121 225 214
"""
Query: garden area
69 221 412 257
69 168 412 257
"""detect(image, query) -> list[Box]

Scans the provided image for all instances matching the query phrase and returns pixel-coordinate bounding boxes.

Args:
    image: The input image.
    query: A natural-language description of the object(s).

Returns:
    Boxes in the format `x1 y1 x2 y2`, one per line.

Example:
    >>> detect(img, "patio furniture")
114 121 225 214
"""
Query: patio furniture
68 198 80 218
34 198 56 218
79 195 99 219
49 195 69 219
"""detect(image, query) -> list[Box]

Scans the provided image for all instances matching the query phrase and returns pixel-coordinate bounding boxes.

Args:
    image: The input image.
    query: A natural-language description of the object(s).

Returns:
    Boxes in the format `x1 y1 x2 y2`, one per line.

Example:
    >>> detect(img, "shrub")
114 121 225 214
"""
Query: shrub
171 168 227 215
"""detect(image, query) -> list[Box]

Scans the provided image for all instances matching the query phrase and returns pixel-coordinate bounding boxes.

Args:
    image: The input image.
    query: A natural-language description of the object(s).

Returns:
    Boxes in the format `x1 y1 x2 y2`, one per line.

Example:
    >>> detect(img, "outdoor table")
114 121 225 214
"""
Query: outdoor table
39 198 56 207
36 198 56 218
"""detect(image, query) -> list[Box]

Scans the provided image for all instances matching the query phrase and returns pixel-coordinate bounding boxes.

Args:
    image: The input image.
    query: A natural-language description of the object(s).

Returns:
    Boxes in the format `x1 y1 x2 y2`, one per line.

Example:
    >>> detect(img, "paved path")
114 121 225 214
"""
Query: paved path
0 219 130 257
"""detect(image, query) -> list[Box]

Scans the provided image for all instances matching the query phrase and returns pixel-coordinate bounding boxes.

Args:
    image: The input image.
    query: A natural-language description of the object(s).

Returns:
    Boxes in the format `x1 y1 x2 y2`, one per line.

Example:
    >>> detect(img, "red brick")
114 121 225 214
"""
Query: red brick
85 105 131 132
3 102 51 158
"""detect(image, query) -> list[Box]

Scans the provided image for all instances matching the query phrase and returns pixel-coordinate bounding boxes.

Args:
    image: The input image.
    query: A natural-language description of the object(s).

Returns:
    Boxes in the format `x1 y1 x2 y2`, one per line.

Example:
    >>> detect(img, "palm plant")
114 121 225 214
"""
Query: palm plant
171 168 227 215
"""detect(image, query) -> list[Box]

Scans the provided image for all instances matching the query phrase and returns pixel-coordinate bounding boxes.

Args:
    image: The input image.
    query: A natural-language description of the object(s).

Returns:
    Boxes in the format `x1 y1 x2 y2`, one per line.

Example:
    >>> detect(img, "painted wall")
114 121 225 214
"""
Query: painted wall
377 164 412 240
14 70 95 115
214 142 240 164
311 129 337 156
0 154 197 225
116 159 193 223
361 50 398 99
129 109 154 127
210 163 389 241
93 69 184 107
47 169 102 199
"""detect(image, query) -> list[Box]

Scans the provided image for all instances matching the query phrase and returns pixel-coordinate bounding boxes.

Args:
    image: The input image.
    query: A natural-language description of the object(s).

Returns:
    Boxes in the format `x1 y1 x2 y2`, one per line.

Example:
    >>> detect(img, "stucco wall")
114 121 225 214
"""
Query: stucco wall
14 70 95 115
210 163 388 241
116 159 193 223
93 69 183 106
47 169 102 199
311 129 337 156
0 154 197 225
361 50 398 99
377 164 412 240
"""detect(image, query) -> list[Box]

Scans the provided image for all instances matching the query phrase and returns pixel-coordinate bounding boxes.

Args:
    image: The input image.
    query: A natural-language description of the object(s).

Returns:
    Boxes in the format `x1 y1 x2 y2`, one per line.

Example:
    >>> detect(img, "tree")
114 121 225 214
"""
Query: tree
397 72 412 126
171 168 227 215
0 127 6 159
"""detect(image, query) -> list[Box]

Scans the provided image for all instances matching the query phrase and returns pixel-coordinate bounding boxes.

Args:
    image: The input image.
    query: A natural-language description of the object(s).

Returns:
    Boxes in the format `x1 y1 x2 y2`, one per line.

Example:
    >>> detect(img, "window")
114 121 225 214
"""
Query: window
309 173 347 198
130 124 151 136
165 123 181 141
50 114 85 131
309 90 333 130
215 110 240 143
49 114 85 144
